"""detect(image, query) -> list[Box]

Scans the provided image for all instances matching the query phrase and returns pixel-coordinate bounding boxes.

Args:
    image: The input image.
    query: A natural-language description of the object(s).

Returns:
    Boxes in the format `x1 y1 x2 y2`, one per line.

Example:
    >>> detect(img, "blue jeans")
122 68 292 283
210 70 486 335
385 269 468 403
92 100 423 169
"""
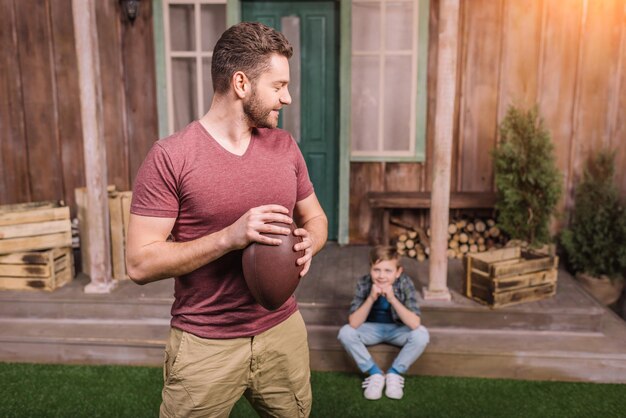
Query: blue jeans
337 322 430 374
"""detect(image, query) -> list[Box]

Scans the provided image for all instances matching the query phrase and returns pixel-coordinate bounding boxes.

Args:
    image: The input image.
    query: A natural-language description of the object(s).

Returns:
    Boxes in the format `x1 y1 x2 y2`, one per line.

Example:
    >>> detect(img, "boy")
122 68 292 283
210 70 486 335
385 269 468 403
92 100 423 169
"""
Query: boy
337 246 429 400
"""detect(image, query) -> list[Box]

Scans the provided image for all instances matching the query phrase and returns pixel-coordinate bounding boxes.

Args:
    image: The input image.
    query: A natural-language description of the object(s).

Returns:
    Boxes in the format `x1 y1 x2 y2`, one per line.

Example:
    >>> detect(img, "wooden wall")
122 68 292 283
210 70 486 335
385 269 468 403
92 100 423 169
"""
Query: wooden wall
0 0 158 216
351 0 626 243
0 0 623 244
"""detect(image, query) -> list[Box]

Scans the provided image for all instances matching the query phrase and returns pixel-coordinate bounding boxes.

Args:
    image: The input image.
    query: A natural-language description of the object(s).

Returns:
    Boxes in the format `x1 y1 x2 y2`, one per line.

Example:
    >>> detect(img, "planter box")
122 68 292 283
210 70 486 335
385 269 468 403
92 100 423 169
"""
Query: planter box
75 187 132 280
463 247 559 308
0 201 72 255
0 247 74 291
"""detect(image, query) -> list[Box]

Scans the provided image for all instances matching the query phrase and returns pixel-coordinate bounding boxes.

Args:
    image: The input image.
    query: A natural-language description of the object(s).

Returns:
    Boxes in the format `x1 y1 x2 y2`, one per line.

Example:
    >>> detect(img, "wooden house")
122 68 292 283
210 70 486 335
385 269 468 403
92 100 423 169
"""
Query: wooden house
1 0 626 382
2 0 625 239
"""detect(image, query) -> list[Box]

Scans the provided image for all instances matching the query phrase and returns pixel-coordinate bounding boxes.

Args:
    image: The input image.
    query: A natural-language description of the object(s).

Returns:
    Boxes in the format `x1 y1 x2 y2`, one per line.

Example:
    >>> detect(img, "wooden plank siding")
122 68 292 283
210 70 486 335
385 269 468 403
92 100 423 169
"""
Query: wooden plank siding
0 0 30 204
351 0 626 243
96 1 130 192
0 0 157 217
121 1 159 184
0 0 623 244
538 0 583 226
15 0 64 202
50 0 86 215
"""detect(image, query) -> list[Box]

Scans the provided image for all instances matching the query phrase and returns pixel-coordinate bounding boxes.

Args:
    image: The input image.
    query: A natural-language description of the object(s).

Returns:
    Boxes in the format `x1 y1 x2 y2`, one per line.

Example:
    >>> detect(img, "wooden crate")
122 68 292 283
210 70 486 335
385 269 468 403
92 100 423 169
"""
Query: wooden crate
0 201 72 255
0 247 74 291
108 190 132 280
463 247 559 308
75 187 132 280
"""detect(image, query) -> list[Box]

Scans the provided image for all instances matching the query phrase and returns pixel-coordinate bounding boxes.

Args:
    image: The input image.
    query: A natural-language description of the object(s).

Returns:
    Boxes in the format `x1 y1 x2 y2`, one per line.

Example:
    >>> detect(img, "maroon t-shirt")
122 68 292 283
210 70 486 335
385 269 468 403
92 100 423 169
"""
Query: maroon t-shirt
131 121 314 338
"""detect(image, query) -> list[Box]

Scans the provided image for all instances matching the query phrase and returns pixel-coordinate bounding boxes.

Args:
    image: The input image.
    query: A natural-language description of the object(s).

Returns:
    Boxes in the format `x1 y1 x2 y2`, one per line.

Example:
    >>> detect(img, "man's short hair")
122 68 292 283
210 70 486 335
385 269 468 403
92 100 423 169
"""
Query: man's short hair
369 245 401 266
211 22 293 94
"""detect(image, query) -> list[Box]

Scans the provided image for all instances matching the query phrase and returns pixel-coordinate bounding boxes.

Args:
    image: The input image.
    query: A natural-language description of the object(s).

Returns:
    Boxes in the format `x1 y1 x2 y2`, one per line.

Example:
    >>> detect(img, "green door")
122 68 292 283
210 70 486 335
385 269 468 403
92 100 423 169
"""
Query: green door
242 1 339 240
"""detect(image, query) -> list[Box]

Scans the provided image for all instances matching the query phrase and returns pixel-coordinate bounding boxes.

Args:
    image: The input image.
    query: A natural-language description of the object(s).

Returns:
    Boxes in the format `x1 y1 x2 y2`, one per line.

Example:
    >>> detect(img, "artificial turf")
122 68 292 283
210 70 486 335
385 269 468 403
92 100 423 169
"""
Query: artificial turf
0 362 624 417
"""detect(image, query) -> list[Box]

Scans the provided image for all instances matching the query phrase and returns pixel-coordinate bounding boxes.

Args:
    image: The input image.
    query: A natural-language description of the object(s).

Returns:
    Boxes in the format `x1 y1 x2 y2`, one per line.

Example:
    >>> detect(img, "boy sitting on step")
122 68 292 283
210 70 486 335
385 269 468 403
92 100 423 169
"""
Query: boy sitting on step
337 245 430 400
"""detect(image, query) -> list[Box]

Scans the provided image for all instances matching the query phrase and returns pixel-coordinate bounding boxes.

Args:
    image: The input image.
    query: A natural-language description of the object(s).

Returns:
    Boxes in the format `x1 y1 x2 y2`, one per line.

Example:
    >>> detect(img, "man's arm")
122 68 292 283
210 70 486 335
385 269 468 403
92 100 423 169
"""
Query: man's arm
125 205 293 284
292 193 328 277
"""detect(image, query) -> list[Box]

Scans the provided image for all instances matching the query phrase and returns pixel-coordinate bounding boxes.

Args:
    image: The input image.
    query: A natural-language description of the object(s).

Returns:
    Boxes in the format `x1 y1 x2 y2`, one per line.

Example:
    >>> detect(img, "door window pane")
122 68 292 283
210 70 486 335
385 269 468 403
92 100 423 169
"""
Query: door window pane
385 2 413 51
352 2 380 52
201 4 226 51
166 1 227 134
169 5 195 51
351 55 380 152
202 57 213 115
281 16 301 142
383 55 412 151
172 58 197 132
351 0 419 158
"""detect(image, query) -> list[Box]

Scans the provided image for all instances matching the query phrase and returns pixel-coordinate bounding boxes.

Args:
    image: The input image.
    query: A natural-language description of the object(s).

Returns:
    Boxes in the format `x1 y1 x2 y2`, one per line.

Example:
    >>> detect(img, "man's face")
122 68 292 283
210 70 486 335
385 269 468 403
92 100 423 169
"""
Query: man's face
243 54 292 129
370 259 402 288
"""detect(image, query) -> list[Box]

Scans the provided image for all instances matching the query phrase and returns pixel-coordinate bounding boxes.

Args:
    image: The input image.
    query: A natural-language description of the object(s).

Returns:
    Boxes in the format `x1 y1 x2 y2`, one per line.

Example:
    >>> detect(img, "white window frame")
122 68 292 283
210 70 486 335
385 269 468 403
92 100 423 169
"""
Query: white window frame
163 0 227 135
350 0 423 161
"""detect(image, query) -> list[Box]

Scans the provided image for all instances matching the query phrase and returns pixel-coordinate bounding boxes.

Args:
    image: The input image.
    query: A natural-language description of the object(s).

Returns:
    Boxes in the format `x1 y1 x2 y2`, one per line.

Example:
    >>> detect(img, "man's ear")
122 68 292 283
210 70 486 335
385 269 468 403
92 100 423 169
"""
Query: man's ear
233 71 250 99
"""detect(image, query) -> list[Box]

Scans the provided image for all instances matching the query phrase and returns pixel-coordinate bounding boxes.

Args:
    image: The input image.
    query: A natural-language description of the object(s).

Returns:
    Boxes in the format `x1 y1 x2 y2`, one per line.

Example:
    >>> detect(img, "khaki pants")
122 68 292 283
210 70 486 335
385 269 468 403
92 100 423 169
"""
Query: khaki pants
160 311 312 418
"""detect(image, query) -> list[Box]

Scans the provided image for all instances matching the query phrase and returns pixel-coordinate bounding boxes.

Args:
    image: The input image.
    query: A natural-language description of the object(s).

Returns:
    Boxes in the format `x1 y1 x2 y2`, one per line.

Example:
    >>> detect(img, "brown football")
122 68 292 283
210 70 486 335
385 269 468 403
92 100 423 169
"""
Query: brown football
242 222 305 311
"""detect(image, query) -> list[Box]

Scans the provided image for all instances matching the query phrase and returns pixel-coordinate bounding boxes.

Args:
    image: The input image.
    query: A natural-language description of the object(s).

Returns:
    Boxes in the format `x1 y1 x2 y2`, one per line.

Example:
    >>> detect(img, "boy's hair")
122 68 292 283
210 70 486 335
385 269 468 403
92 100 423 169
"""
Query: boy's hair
369 245 401 266
211 22 293 94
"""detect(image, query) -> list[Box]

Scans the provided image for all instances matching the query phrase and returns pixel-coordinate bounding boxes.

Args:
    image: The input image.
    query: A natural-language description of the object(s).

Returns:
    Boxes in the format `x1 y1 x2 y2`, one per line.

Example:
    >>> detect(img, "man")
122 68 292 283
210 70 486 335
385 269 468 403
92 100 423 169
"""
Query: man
126 22 328 418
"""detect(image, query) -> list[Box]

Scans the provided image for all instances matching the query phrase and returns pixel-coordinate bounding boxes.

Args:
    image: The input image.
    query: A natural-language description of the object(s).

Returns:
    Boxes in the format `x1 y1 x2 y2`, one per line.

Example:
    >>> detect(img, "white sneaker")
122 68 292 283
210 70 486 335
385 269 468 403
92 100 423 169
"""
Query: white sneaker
362 373 385 400
385 373 405 399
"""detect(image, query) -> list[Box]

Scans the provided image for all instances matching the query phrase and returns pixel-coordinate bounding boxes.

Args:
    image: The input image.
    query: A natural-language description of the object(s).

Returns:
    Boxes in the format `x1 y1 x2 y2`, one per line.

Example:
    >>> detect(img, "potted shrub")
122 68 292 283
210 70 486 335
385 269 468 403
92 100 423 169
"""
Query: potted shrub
492 105 562 249
560 149 626 305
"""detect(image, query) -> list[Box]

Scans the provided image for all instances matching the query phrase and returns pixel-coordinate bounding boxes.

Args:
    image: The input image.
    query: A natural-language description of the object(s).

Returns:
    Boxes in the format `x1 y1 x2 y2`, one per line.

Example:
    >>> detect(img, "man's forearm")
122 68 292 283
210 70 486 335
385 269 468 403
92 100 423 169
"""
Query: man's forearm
127 229 231 284
302 215 328 255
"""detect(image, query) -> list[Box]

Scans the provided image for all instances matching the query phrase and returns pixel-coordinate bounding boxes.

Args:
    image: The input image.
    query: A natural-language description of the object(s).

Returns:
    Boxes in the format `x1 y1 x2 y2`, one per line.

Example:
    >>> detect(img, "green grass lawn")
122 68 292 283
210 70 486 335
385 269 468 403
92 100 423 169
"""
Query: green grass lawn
1 362 624 417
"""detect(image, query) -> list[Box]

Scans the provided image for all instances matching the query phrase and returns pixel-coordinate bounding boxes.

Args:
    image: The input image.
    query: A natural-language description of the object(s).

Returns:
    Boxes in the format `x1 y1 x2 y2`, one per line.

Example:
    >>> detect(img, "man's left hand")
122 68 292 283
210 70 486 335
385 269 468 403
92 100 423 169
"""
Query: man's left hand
294 228 315 277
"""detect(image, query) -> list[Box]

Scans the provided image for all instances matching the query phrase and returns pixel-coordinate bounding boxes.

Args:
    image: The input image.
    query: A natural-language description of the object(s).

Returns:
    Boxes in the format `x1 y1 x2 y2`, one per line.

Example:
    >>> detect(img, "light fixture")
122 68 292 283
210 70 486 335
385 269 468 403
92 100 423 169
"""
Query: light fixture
120 0 140 24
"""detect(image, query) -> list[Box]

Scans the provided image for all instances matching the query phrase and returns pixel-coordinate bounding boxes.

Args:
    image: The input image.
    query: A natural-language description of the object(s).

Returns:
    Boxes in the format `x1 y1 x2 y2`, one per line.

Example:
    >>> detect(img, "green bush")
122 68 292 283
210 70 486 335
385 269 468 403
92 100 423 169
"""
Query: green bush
560 149 626 280
492 106 562 247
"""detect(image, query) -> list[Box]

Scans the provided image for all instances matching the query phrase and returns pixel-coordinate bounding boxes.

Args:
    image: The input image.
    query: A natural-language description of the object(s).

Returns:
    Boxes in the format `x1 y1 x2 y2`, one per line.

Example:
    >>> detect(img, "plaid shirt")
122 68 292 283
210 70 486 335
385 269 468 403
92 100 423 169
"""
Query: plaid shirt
349 273 421 324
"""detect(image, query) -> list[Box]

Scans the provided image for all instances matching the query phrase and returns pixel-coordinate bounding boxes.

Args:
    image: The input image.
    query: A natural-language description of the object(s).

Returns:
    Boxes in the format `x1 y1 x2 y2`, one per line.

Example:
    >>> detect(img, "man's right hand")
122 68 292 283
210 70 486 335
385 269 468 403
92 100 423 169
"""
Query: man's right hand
226 204 293 250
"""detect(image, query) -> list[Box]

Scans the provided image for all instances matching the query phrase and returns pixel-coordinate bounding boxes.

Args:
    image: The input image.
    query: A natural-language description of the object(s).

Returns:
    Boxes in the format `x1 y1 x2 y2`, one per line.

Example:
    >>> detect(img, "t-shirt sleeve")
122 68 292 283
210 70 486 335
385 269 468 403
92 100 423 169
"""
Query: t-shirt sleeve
130 143 180 218
290 137 314 202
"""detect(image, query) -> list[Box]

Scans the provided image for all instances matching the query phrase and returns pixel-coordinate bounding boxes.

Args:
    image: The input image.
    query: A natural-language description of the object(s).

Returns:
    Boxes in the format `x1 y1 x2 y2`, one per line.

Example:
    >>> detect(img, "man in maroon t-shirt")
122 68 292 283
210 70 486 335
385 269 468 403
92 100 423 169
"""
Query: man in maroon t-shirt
126 22 327 418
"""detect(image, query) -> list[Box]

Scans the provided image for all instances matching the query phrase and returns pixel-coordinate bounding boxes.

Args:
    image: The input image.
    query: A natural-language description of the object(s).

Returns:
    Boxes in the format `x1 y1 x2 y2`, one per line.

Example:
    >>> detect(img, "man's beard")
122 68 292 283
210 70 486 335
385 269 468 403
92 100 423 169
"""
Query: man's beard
243 89 278 129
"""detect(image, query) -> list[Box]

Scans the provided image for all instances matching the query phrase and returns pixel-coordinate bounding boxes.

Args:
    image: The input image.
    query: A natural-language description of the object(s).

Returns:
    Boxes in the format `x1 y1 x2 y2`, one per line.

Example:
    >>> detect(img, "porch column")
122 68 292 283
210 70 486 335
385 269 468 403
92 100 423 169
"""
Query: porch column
424 0 460 301
73 0 116 293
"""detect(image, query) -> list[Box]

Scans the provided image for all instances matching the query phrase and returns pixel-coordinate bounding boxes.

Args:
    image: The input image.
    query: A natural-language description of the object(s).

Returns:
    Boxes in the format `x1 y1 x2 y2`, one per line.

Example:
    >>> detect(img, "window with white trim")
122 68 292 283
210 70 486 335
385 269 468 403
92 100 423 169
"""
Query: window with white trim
351 0 424 160
163 0 227 133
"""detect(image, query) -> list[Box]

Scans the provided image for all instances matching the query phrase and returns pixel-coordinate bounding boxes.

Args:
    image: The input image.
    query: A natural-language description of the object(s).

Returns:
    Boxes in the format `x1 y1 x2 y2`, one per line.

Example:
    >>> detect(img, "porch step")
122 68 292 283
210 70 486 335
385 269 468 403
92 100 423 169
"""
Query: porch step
307 322 626 383
0 317 168 366
0 283 605 333
2 316 625 383
298 301 605 332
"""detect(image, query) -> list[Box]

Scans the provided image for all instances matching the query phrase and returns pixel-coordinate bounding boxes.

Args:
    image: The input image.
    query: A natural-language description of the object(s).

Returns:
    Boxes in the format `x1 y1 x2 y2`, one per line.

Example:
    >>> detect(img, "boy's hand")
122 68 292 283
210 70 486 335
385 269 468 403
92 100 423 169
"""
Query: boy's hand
369 284 382 301
380 285 396 302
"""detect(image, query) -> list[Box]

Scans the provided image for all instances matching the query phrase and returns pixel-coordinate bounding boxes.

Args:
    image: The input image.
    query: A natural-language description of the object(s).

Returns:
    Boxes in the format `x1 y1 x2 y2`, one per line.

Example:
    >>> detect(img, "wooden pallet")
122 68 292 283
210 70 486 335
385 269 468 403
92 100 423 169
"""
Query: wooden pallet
75 187 132 280
0 201 71 255
108 190 132 280
463 247 559 308
0 247 74 291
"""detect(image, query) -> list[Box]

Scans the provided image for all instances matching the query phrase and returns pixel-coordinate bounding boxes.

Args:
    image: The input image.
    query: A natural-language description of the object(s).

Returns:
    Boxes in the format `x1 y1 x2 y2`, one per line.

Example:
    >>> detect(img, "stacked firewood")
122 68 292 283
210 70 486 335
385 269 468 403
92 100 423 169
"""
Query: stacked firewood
393 216 506 261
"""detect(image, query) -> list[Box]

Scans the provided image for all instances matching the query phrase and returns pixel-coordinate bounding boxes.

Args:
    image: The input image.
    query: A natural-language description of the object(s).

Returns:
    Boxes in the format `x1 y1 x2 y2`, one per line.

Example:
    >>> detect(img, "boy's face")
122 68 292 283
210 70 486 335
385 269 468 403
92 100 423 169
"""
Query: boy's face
370 259 402 288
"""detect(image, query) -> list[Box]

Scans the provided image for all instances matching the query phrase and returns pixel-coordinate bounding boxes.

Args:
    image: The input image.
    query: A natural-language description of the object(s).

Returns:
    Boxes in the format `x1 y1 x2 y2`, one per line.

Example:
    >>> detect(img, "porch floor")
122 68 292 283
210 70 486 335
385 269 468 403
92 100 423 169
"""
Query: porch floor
1 243 625 383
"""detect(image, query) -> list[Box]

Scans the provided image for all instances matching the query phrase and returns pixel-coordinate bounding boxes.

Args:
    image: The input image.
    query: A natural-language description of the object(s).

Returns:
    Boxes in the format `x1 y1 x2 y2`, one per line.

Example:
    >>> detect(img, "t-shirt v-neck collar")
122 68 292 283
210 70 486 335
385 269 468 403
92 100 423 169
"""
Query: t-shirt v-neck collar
196 121 256 160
